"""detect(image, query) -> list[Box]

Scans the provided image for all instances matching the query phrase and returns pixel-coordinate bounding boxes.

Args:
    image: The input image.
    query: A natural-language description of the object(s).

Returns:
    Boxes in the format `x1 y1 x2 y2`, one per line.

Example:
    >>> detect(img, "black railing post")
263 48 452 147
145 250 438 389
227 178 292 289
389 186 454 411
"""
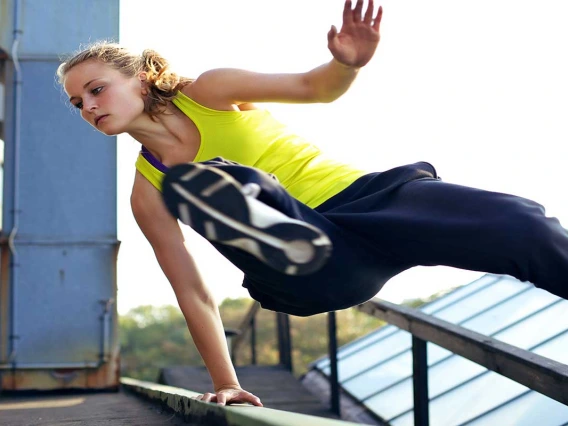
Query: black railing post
328 311 340 416
412 335 429 426
225 329 240 364
250 316 257 365
276 312 293 372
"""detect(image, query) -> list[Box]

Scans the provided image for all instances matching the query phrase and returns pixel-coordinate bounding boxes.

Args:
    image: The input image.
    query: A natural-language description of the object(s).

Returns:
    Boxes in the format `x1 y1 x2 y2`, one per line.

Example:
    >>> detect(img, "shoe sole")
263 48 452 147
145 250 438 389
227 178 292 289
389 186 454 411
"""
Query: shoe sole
162 163 332 275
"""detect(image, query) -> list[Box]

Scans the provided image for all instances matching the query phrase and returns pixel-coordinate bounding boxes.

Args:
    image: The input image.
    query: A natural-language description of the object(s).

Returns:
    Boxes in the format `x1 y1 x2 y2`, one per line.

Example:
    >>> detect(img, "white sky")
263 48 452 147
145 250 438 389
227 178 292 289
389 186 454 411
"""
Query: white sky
115 0 568 315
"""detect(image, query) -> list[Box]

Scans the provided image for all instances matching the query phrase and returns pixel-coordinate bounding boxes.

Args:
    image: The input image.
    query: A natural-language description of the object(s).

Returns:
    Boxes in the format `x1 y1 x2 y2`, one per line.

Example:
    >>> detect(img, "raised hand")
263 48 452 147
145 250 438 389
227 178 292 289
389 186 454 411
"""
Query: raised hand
328 0 383 68
194 385 263 407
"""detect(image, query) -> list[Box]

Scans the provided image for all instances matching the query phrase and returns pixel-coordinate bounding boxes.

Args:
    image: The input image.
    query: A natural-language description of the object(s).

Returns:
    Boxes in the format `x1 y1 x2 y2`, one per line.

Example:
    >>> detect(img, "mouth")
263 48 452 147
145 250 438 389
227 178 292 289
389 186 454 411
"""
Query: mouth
95 115 108 126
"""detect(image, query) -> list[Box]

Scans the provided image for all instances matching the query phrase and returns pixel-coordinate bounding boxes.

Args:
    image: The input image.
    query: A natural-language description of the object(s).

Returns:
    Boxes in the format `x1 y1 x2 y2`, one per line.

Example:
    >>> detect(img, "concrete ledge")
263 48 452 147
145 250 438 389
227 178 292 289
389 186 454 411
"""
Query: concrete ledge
121 377 360 426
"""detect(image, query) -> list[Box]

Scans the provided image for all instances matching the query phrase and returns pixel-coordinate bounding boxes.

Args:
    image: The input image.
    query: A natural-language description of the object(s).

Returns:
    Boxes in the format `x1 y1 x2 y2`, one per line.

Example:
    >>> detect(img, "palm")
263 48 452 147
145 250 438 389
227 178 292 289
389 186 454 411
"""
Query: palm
328 0 383 68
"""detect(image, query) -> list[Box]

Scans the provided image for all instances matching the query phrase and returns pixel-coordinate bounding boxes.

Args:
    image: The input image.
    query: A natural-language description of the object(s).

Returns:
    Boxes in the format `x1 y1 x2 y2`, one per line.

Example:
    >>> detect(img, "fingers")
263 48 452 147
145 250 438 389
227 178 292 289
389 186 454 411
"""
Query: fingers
216 392 227 406
246 393 263 407
352 0 364 22
363 0 374 24
344 0 381 27
194 390 263 407
327 25 338 44
199 392 215 403
342 0 352 24
373 5 383 30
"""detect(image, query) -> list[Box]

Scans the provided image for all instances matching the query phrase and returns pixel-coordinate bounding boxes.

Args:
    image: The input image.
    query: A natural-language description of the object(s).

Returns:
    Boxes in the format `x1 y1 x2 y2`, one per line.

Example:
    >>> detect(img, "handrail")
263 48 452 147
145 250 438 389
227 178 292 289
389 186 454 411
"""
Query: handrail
357 297 568 404
230 302 294 372
121 377 360 426
230 301 341 417
230 300 261 356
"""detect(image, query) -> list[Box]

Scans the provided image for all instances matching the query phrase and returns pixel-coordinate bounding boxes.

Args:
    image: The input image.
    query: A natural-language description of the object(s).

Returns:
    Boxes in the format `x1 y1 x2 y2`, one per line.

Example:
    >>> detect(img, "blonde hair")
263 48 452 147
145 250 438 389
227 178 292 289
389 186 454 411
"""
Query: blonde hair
57 41 192 117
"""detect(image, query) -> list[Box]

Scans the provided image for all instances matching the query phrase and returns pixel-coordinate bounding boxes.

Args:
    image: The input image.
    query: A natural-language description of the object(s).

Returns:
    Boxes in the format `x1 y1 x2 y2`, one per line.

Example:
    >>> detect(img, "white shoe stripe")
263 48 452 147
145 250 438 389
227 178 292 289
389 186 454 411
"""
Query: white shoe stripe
202 179 231 197
224 237 266 262
178 204 192 226
204 221 217 240
180 166 204 182
171 182 313 262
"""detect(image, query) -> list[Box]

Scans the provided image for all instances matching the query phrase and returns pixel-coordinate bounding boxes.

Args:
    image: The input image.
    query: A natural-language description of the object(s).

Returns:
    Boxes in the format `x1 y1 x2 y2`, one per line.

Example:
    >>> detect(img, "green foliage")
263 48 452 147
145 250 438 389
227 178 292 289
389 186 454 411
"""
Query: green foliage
119 298 389 381
119 292 442 382
119 305 203 381
231 305 385 377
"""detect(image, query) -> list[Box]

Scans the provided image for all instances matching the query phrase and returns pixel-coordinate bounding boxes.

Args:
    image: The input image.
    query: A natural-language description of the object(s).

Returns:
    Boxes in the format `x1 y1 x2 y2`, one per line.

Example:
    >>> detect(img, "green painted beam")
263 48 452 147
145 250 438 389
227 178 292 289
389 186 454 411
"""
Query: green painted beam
121 377 360 426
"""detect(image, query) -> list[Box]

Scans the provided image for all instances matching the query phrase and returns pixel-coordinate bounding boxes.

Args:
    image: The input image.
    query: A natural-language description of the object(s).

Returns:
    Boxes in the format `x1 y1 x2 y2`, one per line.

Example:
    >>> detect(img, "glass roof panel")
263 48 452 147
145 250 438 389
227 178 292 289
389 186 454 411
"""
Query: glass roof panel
343 351 412 399
460 287 559 335
492 300 568 350
363 377 413 421
427 342 453 364
466 390 568 426
531 329 568 364
432 279 531 323
315 324 398 370
334 330 412 382
428 354 487 398
421 275 501 315
426 370 528 425
317 275 504 371
315 275 568 425
388 410 414 426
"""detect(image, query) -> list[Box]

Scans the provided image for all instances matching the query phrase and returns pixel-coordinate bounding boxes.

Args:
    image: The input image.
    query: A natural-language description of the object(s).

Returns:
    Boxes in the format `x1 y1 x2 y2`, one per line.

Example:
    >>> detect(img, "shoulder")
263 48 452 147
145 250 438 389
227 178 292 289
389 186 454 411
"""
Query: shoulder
179 69 235 110
180 69 259 110
180 67 313 105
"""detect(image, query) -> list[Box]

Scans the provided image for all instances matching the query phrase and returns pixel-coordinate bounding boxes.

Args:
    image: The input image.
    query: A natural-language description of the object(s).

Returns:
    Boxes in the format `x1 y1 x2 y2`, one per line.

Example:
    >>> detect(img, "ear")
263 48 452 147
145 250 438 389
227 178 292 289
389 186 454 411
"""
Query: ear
138 72 148 95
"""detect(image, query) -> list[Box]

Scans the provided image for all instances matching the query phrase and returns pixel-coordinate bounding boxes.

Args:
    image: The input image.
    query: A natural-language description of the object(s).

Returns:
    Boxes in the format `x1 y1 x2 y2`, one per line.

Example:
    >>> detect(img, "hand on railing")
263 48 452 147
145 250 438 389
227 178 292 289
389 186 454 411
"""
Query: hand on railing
192 384 263 407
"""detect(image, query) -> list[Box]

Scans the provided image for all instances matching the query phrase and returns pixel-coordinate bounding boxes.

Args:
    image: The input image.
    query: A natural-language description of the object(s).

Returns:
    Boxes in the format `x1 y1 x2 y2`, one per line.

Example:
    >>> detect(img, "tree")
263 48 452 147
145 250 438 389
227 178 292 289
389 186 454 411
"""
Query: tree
119 294 436 381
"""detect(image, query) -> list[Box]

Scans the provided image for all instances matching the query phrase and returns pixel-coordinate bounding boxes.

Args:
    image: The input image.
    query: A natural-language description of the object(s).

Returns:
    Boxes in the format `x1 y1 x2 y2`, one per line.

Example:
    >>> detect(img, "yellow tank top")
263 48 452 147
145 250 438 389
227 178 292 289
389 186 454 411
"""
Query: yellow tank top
135 91 366 208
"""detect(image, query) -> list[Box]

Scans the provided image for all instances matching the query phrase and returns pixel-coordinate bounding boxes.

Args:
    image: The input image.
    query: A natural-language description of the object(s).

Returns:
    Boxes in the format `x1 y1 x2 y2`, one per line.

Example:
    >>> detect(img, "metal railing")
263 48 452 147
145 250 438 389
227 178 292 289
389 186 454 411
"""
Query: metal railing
231 303 295 373
230 295 568 425
121 377 360 426
351 298 568 426
230 302 343 417
230 301 261 366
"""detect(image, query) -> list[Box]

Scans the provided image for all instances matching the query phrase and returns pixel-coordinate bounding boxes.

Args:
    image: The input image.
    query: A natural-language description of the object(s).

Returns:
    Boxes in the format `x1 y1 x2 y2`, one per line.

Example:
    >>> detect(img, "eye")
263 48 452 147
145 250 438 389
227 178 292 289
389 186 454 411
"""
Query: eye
92 86 103 95
74 101 83 110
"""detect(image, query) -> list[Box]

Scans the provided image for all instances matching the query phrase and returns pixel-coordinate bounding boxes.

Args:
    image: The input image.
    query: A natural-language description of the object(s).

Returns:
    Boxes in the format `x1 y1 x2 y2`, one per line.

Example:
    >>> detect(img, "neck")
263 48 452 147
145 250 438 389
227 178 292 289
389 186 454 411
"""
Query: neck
128 104 190 160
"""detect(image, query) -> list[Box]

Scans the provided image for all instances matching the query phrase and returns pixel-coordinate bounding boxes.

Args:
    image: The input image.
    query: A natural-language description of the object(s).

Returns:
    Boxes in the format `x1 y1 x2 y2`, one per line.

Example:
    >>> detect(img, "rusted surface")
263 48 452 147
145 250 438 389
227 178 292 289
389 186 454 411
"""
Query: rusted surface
0 241 11 363
0 238 121 391
1 357 120 391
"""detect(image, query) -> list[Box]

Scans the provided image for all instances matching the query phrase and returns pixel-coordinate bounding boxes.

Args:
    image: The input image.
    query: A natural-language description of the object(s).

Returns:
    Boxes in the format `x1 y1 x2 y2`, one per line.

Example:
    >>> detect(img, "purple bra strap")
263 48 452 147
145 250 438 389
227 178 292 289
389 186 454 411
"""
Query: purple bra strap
141 146 169 173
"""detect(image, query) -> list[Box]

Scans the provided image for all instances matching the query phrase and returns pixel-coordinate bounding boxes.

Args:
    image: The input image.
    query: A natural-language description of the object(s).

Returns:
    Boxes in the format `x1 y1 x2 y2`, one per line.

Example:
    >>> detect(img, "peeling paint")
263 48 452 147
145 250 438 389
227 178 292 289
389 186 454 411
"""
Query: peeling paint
1 241 11 363
1 354 120 391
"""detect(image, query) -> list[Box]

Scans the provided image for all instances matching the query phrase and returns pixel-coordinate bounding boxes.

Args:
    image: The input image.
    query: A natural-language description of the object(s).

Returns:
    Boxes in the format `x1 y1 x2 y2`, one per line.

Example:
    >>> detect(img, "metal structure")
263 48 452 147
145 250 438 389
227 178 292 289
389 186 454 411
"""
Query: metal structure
356 297 568 425
232 302 343 416
232 279 568 424
0 0 120 390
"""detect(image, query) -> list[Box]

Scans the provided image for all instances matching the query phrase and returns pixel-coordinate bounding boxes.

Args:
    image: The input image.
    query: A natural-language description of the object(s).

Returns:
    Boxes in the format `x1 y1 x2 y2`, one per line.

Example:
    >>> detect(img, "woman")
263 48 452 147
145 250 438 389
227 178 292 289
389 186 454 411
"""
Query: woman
59 0 568 406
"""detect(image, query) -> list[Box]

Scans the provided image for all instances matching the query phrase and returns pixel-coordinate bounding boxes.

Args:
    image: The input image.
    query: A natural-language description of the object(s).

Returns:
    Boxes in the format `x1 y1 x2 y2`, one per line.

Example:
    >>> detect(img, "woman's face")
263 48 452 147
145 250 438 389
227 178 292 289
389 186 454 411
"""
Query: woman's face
63 59 146 136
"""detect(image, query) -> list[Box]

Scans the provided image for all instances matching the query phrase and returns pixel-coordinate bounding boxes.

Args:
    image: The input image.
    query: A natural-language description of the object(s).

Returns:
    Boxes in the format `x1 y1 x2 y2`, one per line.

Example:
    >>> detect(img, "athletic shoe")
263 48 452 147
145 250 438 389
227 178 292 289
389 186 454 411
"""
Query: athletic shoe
162 163 332 275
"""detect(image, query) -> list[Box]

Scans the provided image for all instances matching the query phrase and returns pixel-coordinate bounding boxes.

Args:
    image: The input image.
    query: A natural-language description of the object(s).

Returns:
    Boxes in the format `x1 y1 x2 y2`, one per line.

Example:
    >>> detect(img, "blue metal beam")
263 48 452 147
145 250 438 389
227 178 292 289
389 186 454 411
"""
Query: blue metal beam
0 0 120 389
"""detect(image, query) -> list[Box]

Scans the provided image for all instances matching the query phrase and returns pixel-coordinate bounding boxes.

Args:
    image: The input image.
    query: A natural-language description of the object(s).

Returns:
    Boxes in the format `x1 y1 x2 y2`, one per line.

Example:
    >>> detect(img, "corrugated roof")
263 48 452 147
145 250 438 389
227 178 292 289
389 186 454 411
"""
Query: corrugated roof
311 274 568 425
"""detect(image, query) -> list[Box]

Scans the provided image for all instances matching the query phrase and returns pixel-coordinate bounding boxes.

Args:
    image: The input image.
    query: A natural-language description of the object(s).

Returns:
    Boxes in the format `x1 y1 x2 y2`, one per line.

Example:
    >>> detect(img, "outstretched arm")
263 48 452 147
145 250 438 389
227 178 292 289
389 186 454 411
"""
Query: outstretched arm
188 0 383 106
131 172 263 406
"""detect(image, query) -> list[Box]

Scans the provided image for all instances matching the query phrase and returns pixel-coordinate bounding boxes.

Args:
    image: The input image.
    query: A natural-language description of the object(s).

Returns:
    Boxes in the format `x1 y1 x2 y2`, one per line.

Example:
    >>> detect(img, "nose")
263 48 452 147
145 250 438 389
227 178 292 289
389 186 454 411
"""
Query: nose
84 97 98 113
